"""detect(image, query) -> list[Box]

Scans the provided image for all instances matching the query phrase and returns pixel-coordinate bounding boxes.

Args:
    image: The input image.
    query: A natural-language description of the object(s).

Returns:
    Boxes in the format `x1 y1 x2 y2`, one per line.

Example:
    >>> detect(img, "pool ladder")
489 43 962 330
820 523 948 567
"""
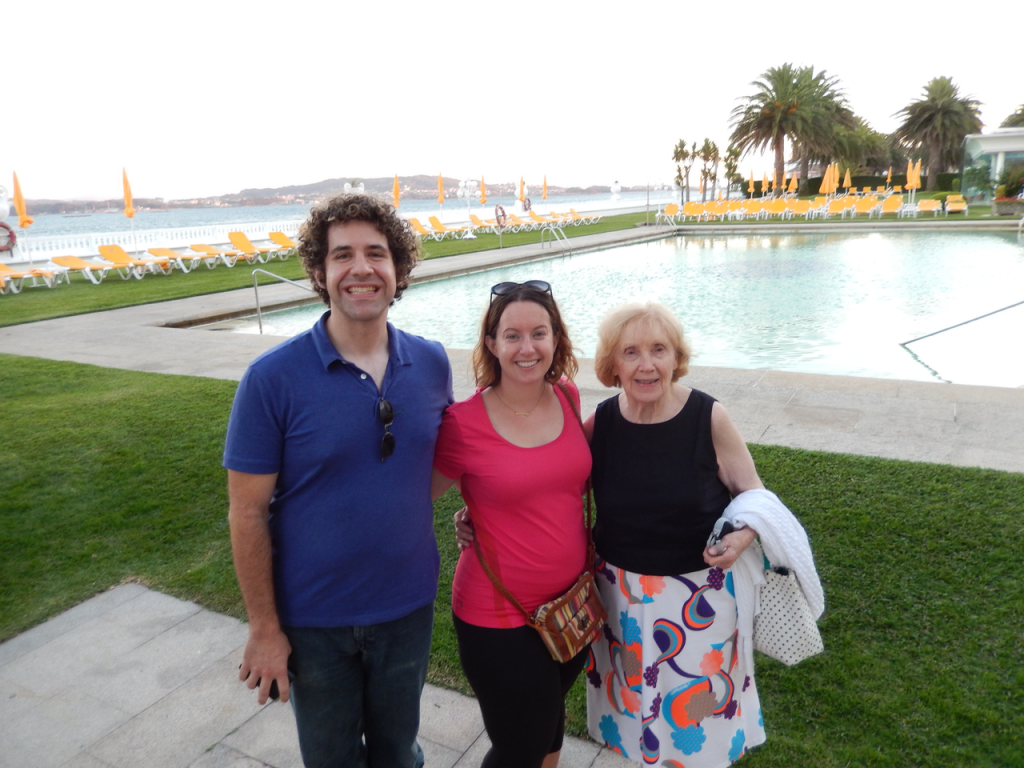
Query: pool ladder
540 225 572 254
252 268 316 335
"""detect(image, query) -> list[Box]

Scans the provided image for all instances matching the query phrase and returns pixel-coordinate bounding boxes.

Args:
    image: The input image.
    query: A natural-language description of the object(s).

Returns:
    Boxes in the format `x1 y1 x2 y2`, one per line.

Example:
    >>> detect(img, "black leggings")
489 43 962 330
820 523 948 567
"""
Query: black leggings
453 614 588 768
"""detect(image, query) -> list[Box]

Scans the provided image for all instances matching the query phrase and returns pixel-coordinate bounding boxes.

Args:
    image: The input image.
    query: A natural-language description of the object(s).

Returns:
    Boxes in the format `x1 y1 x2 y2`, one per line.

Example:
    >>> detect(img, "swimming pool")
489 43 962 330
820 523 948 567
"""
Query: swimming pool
231 232 1024 388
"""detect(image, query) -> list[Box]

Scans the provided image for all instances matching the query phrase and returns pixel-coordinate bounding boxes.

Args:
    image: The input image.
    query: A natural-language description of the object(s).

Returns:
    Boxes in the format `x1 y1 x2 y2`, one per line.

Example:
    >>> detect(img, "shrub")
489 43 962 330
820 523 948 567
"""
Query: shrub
997 164 1024 198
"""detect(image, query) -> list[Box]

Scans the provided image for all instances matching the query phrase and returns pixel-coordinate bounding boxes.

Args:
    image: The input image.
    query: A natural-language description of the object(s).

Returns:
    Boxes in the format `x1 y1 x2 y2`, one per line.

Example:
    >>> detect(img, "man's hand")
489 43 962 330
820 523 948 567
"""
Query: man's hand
239 626 292 705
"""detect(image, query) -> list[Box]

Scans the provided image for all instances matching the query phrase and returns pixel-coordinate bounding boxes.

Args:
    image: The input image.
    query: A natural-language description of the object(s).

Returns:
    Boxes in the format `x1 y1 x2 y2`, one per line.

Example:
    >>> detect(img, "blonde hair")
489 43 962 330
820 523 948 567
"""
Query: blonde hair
594 302 691 387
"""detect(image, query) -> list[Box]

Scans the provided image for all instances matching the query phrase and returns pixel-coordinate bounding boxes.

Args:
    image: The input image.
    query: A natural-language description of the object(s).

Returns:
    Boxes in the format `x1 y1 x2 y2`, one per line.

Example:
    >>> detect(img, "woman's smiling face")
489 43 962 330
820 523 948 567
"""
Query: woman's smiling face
613 321 678 407
485 300 555 386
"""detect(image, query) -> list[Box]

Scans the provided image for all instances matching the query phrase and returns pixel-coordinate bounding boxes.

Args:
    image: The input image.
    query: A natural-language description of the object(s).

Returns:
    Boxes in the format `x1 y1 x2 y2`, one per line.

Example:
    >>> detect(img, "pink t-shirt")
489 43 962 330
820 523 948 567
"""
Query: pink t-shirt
433 380 592 629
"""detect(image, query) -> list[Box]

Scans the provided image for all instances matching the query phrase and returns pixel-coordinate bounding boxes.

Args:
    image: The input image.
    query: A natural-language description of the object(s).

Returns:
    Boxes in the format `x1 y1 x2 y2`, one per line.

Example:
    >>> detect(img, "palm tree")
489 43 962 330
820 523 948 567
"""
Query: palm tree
671 140 697 204
893 77 983 191
723 145 742 200
698 139 720 202
730 64 852 195
1001 104 1024 128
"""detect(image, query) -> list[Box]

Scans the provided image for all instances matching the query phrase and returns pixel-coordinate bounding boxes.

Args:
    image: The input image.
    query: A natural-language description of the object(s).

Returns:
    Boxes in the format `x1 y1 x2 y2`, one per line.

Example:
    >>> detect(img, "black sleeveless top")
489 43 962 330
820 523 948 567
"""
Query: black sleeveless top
591 388 732 575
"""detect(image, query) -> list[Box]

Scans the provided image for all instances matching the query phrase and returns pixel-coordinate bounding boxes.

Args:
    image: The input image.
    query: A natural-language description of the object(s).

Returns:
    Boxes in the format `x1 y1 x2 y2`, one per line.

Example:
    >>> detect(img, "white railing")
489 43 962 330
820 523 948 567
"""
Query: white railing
17 220 302 260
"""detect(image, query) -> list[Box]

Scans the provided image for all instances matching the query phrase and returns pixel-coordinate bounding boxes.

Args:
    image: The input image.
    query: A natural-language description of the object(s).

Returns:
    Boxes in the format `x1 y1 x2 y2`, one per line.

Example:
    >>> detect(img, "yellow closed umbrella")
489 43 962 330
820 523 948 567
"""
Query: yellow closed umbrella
542 175 548 200
717 189 723 202
906 159 914 188
519 177 525 203
12 172 33 229
392 175 400 208
781 169 787 193
913 159 922 189
122 168 135 218
842 168 852 190
437 174 444 205
771 170 777 193
762 172 769 196
818 166 829 195
788 175 798 194
479 176 487 205
699 175 705 196
748 169 755 196
886 166 893 185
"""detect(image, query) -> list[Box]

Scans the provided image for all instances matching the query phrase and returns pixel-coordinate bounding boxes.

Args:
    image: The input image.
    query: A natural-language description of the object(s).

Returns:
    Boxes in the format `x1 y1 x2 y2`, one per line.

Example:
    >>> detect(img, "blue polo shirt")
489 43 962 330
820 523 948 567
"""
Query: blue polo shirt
224 312 453 627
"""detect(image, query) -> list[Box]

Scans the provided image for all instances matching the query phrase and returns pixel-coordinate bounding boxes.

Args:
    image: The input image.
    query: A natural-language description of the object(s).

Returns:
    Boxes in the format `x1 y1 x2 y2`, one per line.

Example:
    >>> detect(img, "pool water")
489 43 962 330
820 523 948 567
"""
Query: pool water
242 232 1024 388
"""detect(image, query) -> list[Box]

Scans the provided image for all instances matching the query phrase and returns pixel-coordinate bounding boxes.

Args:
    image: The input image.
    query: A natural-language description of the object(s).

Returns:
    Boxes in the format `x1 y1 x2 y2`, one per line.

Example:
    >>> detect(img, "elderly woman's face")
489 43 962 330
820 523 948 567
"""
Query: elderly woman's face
614 322 676 405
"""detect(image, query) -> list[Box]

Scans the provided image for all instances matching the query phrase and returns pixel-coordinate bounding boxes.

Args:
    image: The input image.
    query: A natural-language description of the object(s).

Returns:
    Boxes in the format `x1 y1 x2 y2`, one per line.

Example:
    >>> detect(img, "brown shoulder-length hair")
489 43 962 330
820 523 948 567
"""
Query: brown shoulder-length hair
297 193 421 306
471 284 578 388
594 302 691 387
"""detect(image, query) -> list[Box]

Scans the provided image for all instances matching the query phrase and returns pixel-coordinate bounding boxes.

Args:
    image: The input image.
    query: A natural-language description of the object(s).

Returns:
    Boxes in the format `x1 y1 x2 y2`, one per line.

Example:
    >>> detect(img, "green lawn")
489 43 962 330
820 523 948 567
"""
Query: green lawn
2 353 1020 767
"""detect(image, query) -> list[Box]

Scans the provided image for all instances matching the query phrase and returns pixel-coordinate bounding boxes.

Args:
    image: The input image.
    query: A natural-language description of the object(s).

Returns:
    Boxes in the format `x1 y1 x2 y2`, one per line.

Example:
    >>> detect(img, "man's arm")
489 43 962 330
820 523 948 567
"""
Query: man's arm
228 469 292 705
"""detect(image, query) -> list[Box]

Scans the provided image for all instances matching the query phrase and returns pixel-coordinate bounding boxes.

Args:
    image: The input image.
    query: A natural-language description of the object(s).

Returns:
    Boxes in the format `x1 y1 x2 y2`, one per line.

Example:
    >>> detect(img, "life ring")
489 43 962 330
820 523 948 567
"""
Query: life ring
0 222 15 253
494 205 507 228
523 197 532 211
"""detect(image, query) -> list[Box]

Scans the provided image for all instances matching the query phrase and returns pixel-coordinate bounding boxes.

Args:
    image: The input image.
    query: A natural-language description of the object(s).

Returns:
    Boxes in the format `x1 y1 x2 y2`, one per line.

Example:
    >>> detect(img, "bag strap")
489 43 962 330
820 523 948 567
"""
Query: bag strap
472 380 595 624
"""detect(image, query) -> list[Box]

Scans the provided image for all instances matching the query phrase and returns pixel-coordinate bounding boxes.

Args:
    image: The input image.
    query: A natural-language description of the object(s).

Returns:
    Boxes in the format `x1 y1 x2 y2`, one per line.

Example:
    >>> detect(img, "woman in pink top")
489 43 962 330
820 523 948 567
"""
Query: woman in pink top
432 280 592 768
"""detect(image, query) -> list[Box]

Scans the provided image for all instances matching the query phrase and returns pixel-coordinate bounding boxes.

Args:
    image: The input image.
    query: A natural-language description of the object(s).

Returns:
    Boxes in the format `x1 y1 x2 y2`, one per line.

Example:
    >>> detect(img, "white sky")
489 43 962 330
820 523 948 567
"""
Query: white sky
4 0 1020 201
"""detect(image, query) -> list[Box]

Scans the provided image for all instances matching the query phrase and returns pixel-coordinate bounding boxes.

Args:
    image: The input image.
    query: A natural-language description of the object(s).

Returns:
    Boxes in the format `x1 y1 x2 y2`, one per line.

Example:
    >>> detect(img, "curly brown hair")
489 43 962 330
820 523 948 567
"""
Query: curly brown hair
298 194 420 306
471 284 578 388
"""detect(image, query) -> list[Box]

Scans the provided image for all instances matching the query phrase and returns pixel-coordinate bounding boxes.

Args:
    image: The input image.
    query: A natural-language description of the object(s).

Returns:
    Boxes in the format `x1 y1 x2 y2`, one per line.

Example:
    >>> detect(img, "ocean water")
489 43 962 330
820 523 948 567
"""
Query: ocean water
7 191 676 239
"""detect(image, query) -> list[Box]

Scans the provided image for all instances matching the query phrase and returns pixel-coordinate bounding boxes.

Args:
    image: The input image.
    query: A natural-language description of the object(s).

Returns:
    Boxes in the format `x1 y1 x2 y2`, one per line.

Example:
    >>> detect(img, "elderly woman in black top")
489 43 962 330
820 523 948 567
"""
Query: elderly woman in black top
583 302 766 767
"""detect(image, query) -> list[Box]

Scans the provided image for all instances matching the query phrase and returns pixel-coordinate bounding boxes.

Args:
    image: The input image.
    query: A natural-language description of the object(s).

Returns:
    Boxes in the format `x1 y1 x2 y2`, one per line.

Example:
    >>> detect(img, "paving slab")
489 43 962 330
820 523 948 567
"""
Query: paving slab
86 650 255 768
220 703 303 768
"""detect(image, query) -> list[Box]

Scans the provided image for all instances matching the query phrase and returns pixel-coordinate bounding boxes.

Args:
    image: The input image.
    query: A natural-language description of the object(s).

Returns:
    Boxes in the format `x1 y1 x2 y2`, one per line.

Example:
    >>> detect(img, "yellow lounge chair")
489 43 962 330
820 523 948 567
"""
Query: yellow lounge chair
470 214 501 232
268 232 298 257
822 199 848 219
228 232 275 263
944 195 968 216
528 210 561 227
189 243 244 267
148 247 213 271
0 263 68 294
851 198 879 218
569 208 600 225
408 218 445 241
97 244 171 278
880 195 903 217
656 203 679 225
505 214 536 232
51 255 112 284
428 216 468 239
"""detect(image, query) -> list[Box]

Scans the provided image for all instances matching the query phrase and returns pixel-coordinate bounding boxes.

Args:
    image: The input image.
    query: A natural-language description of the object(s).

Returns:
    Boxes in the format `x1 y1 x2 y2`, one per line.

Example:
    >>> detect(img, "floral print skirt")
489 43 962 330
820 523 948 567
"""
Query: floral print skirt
586 557 766 767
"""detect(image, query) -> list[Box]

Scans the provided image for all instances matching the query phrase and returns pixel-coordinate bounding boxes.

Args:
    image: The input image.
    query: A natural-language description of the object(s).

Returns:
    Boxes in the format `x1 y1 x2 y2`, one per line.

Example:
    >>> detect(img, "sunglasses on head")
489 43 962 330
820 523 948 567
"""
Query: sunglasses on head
490 280 552 302
379 398 395 462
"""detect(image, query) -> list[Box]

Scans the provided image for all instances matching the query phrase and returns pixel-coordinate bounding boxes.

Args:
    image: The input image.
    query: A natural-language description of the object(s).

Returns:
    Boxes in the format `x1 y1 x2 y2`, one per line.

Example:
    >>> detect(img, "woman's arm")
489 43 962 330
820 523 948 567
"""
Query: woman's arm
431 467 458 501
704 401 764 568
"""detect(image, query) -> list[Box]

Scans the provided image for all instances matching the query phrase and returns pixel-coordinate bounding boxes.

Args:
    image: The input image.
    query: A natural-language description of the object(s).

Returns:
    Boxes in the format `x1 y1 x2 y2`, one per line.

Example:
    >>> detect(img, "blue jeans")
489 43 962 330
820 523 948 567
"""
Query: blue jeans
283 602 434 768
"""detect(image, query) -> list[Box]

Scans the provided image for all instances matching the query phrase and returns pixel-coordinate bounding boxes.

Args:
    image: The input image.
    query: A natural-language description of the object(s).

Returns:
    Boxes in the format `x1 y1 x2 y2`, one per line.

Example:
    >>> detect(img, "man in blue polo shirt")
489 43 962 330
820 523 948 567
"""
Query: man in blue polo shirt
224 194 452 768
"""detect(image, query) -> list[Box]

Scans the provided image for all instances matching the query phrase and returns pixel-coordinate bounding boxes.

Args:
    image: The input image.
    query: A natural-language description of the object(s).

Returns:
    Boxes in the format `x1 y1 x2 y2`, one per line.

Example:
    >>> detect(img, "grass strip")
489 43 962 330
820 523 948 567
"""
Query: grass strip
1 354 1021 766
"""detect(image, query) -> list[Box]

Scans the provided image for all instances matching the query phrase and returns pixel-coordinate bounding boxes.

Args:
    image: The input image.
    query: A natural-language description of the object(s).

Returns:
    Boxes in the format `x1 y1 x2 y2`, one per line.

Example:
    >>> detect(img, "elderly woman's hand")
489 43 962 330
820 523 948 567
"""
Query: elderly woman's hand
703 526 757 570
453 506 475 550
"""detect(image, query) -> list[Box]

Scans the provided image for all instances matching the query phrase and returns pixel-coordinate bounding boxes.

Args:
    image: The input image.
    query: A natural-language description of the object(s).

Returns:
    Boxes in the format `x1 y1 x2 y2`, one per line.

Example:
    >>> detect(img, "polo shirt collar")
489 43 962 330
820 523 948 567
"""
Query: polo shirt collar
310 311 412 371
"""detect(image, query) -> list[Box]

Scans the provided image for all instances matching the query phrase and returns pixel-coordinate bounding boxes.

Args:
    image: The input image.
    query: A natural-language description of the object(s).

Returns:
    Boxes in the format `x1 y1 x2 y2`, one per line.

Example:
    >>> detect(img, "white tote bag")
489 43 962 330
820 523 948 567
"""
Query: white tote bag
753 567 824 666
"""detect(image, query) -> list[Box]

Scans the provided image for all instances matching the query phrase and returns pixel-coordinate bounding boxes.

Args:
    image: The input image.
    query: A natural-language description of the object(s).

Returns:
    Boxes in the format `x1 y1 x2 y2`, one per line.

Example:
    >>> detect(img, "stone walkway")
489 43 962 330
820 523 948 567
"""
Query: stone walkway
2 221 1022 767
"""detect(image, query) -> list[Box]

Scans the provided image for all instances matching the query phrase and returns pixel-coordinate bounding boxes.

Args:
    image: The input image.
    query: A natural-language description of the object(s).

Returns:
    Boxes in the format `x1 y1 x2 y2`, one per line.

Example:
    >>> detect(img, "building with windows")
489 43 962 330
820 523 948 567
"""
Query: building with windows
961 128 1024 201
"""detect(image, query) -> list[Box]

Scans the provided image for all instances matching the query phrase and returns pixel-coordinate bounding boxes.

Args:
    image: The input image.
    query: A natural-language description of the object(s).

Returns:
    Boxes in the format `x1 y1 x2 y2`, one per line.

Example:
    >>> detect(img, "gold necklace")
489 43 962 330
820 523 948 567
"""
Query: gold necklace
492 385 547 416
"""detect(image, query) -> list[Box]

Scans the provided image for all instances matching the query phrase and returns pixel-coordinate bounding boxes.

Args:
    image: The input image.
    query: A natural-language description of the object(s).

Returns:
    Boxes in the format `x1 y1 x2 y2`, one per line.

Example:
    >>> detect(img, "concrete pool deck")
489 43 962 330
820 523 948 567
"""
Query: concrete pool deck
2 221 1023 767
